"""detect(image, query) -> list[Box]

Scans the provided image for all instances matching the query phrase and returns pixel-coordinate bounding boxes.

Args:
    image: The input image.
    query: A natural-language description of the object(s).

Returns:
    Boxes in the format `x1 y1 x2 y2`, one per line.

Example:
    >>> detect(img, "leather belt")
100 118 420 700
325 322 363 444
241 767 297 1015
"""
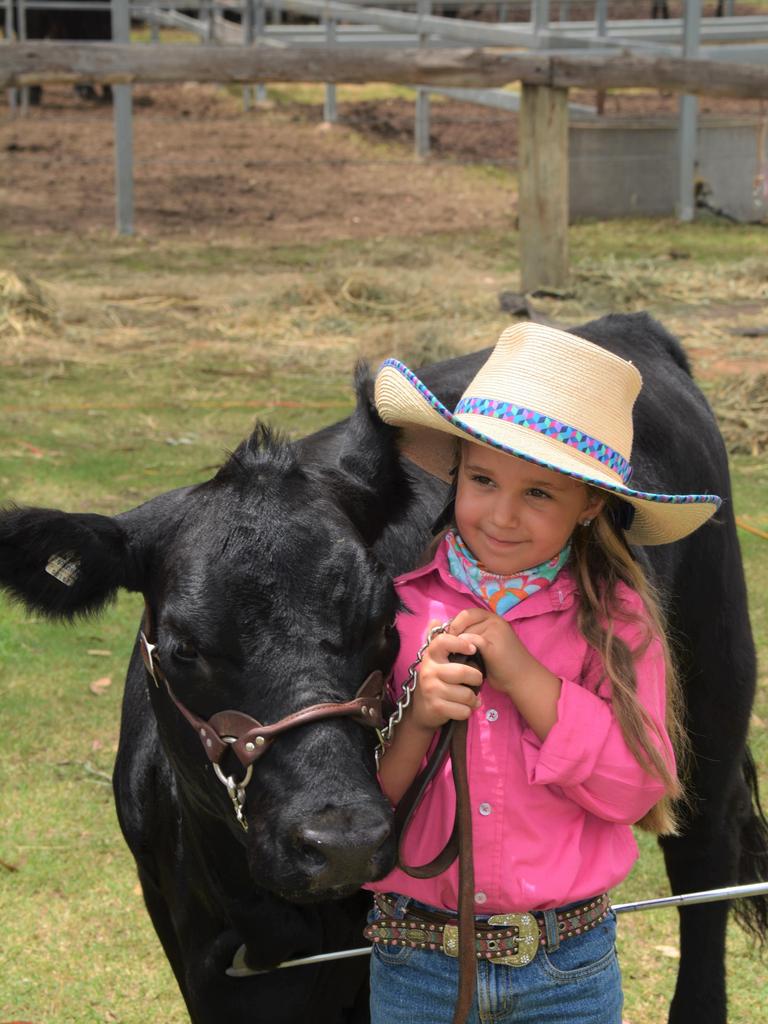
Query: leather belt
365 893 611 967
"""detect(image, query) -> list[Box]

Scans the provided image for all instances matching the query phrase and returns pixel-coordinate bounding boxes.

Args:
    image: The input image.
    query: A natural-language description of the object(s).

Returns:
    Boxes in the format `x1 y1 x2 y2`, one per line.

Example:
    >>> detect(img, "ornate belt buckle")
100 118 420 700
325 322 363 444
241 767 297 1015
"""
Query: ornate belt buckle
486 912 540 967
443 924 460 958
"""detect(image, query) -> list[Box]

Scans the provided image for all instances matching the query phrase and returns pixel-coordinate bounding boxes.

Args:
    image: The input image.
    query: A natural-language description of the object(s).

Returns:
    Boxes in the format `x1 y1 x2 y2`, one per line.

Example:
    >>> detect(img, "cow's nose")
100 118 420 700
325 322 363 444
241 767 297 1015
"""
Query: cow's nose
293 816 393 885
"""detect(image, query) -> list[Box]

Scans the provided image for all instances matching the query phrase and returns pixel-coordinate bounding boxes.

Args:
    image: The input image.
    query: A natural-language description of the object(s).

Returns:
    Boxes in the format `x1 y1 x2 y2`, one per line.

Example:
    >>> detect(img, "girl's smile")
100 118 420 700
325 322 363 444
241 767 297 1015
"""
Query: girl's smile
455 443 605 575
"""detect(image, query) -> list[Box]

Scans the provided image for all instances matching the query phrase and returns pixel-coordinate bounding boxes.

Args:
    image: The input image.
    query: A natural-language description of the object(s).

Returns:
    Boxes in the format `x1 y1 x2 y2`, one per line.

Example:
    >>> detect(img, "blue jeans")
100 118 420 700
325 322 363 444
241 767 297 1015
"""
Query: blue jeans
368 897 623 1024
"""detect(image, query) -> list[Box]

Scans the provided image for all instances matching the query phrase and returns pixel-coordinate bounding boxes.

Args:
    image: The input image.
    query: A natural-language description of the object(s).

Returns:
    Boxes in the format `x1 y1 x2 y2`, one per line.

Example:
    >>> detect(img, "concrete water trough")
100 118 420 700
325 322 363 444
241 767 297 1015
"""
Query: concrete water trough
569 115 768 222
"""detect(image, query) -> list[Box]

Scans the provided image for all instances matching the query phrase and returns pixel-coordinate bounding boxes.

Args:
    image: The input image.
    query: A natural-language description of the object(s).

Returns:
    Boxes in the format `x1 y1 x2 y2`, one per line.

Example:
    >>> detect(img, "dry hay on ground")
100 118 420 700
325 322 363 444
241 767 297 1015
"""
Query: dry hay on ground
709 373 768 456
2 260 767 458
0 269 56 337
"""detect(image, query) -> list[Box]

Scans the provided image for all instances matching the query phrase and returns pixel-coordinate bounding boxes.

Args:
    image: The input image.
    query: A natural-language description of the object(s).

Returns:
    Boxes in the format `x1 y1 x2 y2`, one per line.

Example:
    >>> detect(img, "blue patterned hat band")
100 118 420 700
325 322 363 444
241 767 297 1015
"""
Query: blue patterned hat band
454 396 633 485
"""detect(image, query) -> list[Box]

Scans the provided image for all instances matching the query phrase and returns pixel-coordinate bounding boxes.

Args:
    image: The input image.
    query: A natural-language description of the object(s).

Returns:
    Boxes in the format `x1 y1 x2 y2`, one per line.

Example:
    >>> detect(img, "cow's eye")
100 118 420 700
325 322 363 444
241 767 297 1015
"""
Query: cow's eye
173 641 199 663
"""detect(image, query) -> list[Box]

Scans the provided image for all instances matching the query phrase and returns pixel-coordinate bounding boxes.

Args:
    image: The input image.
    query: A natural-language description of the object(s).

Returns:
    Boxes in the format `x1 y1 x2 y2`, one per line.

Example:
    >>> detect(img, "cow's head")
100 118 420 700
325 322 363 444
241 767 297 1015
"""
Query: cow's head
0 369 431 902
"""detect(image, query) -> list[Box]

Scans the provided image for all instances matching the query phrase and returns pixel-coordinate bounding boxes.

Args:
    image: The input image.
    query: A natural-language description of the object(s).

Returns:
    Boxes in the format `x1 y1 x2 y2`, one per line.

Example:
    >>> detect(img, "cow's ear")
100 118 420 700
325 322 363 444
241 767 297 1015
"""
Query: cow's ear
0 506 141 620
330 363 412 544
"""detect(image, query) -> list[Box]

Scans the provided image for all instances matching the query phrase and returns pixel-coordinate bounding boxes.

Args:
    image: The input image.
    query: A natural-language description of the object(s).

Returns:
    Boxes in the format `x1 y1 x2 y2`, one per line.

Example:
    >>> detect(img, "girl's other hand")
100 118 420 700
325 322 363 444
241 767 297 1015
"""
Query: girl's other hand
411 627 484 731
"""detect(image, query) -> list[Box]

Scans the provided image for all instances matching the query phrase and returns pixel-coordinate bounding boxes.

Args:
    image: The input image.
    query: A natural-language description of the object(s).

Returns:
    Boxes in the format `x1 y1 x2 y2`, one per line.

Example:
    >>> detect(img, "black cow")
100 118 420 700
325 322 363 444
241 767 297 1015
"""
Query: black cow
0 312 766 1024
1 0 112 103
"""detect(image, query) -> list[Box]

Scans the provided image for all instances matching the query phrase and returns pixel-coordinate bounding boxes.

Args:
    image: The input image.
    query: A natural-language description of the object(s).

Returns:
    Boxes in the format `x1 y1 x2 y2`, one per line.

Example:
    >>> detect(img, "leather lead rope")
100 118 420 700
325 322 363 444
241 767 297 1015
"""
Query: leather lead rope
393 650 485 1024
450 708 479 1024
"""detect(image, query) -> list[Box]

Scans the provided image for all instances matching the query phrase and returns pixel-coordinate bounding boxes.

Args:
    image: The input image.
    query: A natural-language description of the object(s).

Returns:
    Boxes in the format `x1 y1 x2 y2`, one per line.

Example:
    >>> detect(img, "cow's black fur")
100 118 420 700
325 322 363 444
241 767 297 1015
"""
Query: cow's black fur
0 313 765 1024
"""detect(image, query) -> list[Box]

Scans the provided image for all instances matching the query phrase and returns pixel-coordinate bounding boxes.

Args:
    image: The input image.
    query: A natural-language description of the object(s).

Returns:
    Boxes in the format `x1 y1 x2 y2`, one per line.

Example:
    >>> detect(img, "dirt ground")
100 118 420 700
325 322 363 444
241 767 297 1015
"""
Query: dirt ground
1 81 766 241
0 82 519 241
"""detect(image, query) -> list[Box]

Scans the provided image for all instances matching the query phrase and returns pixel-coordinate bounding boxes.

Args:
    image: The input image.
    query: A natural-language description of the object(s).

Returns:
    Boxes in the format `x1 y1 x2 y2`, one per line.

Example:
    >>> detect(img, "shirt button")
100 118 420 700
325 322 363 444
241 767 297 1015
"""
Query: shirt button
478 802 492 816
486 709 499 722
474 891 487 905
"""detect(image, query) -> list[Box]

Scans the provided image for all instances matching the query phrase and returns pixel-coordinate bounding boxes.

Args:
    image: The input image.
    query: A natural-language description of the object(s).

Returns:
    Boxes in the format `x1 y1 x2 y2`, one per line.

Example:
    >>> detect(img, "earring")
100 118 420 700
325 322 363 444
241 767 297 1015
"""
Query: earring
581 518 593 527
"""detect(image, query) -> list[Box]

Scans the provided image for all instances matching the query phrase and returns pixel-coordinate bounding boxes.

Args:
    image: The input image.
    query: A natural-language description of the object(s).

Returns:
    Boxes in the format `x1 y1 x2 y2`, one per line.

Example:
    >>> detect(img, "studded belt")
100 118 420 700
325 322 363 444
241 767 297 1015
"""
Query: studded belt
364 892 611 967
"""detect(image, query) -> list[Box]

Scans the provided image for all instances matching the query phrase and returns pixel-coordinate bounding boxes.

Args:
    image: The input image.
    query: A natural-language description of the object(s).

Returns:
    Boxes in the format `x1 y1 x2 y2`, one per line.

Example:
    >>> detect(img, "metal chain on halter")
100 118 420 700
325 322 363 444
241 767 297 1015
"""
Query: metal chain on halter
214 761 253 832
375 620 450 770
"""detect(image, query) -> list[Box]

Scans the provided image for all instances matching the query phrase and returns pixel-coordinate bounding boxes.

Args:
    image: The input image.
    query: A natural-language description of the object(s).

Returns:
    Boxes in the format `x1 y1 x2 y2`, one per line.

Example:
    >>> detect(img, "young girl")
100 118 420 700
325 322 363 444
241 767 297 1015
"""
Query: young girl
364 323 720 1024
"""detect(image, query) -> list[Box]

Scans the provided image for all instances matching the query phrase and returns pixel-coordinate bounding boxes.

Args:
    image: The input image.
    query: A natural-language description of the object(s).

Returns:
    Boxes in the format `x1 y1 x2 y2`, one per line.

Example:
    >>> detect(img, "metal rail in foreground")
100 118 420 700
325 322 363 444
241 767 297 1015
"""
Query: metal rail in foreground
226 881 768 977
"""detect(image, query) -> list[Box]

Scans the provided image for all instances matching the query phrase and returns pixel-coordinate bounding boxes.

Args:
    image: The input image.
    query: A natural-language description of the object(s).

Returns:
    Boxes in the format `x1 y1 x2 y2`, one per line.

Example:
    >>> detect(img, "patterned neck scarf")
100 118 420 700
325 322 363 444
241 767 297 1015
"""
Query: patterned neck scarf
445 531 571 616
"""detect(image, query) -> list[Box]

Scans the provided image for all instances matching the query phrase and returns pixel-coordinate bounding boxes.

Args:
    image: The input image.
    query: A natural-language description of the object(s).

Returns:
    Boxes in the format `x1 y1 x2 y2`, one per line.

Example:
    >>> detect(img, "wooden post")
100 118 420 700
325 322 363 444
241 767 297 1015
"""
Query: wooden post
518 83 569 293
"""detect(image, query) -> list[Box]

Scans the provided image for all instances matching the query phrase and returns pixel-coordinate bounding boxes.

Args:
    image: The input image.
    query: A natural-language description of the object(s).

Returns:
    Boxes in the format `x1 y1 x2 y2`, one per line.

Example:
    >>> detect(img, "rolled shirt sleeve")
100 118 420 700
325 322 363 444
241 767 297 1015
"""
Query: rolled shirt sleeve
521 621 672 825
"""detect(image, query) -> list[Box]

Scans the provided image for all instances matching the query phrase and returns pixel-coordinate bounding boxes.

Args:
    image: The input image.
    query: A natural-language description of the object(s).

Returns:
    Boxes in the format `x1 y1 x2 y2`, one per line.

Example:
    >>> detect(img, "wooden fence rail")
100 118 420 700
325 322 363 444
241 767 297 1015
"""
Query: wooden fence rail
3 40 768 286
2 42 768 96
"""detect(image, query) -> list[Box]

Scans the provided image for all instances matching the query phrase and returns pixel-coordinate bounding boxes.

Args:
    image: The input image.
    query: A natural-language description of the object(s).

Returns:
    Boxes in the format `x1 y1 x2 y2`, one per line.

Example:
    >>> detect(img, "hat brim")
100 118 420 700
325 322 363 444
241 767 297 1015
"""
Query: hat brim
376 360 721 547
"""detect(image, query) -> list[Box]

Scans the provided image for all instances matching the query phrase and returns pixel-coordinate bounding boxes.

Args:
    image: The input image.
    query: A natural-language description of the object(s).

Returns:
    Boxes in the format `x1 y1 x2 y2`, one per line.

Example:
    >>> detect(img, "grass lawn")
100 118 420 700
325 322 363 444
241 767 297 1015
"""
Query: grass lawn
0 215 766 1023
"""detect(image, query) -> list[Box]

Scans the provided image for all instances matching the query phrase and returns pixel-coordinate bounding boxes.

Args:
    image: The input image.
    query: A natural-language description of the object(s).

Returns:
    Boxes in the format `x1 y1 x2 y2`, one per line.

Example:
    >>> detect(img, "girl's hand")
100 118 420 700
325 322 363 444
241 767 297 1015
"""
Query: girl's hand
447 608 562 740
447 608 529 694
410 627 484 731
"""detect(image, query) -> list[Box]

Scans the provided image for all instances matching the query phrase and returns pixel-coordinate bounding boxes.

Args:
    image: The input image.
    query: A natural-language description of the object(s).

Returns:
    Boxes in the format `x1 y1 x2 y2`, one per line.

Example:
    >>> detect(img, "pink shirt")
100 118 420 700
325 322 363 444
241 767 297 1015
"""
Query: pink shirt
366 542 673 914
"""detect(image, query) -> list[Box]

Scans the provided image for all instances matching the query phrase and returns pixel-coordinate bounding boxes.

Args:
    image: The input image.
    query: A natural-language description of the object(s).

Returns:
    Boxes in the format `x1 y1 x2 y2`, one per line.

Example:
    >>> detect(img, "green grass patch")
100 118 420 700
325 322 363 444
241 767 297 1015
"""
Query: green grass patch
570 217 768 267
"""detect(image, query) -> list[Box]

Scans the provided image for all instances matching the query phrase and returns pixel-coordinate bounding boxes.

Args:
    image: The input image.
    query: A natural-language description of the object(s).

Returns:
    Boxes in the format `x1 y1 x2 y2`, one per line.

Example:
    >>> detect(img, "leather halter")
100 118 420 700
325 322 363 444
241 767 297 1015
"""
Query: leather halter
138 603 386 825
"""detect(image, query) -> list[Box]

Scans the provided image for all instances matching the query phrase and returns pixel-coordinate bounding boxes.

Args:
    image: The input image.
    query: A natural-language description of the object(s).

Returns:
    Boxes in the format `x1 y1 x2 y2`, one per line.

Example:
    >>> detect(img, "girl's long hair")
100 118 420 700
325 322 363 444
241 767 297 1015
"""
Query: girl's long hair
571 500 687 835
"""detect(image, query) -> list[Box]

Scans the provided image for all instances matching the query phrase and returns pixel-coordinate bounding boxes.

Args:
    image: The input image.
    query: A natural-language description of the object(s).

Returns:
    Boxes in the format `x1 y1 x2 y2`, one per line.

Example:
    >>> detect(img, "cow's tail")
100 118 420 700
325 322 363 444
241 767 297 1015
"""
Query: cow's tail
734 747 768 943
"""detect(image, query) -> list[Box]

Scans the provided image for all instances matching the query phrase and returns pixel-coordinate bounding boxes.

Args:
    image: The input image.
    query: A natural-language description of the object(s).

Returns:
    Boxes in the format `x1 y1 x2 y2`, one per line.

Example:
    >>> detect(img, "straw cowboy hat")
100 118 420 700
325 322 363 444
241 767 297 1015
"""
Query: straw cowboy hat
374 322 720 546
